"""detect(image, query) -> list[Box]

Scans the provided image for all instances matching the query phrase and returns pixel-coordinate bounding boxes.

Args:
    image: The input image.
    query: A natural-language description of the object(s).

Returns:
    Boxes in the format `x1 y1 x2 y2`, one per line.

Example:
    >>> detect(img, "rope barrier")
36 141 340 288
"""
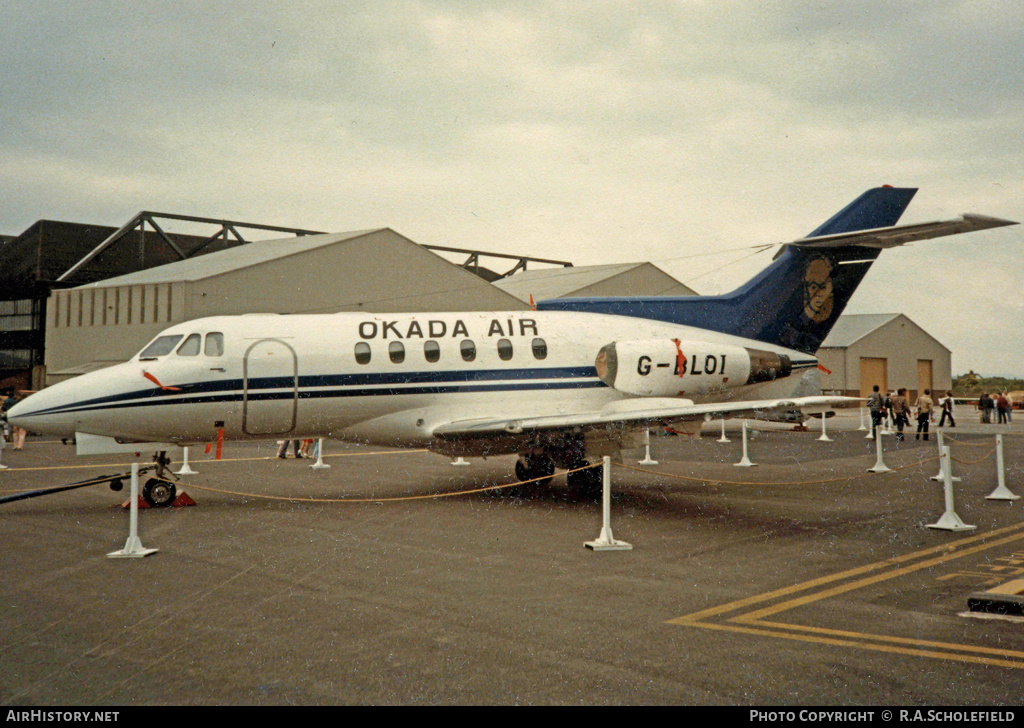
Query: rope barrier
617 455 938 487
151 462 604 504
951 446 998 466
944 437 1000 448
0 434 1009 503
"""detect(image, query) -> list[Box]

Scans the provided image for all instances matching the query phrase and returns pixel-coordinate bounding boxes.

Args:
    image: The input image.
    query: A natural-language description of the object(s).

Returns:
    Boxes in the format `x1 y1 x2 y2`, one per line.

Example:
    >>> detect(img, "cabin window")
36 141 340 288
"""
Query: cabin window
532 338 547 360
139 335 183 360
354 342 371 365
176 334 201 356
460 339 476 362
205 332 224 357
497 338 513 361
424 340 440 363
389 341 405 364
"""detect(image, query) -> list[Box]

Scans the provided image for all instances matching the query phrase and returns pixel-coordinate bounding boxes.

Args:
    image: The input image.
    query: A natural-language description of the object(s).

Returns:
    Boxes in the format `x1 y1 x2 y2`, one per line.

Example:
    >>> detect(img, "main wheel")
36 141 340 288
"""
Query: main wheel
514 453 555 490
142 477 177 508
566 464 602 498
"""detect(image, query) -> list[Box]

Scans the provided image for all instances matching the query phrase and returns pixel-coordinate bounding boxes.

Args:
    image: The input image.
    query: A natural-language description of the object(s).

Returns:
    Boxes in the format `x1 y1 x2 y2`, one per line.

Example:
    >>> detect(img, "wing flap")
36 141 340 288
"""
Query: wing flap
431 395 860 440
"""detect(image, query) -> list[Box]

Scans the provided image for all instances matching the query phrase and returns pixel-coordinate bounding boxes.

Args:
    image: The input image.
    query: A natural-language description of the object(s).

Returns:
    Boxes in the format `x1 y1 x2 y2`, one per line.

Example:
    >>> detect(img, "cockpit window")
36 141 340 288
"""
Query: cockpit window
176 334 201 356
205 332 224 357
139 335 183 360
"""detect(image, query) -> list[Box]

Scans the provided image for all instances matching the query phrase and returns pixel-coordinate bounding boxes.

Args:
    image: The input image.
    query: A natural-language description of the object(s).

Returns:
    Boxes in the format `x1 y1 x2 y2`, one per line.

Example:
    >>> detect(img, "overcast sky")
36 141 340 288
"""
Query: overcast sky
2 1 1021 376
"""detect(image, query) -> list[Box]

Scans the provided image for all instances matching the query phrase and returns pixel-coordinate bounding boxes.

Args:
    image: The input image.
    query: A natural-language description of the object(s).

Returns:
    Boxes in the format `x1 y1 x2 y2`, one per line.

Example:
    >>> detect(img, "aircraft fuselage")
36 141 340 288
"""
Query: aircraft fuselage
12 310 815 453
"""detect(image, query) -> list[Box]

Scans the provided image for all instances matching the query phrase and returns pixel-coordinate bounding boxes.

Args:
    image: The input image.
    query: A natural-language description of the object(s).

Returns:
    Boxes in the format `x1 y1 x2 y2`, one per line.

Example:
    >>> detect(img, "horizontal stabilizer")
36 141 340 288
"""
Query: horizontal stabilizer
778 213 1017 253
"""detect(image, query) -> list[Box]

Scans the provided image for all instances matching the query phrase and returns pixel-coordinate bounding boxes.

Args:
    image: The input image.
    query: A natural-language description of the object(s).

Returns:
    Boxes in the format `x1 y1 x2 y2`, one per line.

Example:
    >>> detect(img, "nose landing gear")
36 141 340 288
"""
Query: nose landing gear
141 451 178 508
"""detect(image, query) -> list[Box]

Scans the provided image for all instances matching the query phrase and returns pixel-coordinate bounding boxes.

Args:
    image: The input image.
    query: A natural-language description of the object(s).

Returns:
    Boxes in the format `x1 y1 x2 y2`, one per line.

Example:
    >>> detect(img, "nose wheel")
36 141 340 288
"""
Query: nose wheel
142 478 177 508
141 450 178 507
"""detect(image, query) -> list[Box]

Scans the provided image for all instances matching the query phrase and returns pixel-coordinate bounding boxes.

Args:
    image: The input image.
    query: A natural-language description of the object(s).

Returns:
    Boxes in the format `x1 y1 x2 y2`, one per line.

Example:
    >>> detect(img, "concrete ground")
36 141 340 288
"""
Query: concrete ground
1 410 1022 705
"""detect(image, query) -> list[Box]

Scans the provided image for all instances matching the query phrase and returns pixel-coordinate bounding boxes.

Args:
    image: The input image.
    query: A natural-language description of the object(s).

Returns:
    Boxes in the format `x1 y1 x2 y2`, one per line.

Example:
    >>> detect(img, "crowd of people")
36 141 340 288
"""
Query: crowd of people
977 391 1015 424
867 385 1016 441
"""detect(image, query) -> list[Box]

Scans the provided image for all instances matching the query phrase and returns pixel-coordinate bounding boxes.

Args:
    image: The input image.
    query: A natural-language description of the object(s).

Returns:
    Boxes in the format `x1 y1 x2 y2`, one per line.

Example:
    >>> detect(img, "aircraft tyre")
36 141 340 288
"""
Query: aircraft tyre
566 464 602 498
514 453 555 489
142 477 177 508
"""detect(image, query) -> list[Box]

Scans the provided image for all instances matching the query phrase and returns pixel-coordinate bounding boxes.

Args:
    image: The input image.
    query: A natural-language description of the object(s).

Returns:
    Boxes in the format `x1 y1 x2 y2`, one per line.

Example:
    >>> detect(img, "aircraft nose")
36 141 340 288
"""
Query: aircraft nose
6 384 79 436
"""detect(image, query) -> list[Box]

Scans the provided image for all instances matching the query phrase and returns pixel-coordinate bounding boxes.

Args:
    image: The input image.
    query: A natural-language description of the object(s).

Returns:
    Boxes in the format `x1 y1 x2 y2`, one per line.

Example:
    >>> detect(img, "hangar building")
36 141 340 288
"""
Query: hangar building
45 228 528 383
492 262 696 303
0 213 322 391
816 313 952 401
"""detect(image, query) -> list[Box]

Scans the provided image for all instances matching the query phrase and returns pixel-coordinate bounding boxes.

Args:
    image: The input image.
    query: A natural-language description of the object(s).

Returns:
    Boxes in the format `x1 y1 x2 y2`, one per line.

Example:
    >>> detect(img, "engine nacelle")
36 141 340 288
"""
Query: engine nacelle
595 339 792 397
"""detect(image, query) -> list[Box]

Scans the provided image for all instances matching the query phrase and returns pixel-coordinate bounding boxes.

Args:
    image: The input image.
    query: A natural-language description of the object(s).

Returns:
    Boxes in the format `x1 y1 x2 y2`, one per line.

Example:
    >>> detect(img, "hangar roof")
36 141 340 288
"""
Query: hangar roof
492 262 697 302
821 313 950 352
819 313 901 347
77 229 380 287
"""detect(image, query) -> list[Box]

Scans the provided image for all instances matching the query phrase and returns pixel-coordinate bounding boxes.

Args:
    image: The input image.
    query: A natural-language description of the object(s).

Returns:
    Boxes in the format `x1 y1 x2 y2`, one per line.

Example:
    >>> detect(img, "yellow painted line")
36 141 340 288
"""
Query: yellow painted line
0 448 430 473
685 620 1024 670
751 619 1024 662
985 578 1024 595
670 521 1024 623
669 522 1024 669
732 530 1024 623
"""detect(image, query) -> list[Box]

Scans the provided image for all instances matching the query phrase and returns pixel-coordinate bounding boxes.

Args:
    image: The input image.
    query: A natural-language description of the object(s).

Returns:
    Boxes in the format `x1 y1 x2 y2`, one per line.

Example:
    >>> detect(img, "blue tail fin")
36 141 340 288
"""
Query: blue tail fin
537 187 918 354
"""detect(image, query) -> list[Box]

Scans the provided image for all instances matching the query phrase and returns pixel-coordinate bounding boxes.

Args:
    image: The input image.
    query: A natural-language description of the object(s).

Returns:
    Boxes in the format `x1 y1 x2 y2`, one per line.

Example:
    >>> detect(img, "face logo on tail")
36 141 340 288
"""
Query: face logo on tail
802 257 834 324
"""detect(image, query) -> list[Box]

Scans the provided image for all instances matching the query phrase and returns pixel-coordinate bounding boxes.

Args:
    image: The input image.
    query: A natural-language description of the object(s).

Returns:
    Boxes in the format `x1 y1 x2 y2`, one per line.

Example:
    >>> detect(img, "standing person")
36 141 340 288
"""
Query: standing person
984 393 996 424
1 389 13 446
914 389 933 440
996 392 1010 424
938 391 956 428
866 385 886 438
299 438 314 458
891 388 911 442
2 391 27 450
276 439 301 458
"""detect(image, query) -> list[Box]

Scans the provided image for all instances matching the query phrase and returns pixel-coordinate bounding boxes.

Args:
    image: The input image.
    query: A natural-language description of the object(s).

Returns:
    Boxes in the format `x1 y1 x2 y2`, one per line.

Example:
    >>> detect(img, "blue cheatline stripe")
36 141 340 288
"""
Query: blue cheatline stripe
20 368 606 418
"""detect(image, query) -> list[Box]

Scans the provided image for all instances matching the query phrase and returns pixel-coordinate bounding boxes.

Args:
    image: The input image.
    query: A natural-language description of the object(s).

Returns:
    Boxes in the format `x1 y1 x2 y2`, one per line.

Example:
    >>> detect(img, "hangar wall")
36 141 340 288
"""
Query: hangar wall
816 314 952 401
45 229 528 383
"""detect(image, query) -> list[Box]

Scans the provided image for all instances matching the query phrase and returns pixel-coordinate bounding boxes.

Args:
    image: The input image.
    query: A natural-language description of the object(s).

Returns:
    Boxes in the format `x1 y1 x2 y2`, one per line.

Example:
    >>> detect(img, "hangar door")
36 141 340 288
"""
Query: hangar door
859 357 887 398
243 339 298 436
917 360 933 398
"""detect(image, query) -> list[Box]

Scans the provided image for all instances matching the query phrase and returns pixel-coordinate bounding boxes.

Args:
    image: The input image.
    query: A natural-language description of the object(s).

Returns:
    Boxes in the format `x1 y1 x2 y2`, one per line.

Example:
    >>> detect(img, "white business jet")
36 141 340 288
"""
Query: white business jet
8 187 1016 506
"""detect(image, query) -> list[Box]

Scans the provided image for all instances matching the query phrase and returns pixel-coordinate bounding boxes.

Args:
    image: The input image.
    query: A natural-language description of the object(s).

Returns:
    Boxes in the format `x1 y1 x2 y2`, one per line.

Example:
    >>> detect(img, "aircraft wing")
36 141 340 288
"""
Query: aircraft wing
775 213 1017 253
431 395 859 440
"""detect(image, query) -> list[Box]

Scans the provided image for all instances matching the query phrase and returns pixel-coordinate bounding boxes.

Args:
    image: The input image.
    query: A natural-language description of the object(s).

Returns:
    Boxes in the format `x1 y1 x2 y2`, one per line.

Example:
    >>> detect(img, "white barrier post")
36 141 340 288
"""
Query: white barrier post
858 407 867 431
927 446 976 532
175 446 198 475
310 438 331 470
882 413 893 436
867 427 891 473
451 457 470 466
929 431 960 482
986 434 1020 501
638 428 658 465
585 457 632 551
817 412 832 442
0 430 6 470
718 418 730 443
734 420 756 467
108 463 159 558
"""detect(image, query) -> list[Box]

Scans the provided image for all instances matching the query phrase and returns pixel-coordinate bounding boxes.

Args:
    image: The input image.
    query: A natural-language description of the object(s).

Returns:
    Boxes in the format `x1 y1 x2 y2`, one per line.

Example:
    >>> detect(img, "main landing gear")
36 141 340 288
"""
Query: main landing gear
514 437 603 498
515 452 555 490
